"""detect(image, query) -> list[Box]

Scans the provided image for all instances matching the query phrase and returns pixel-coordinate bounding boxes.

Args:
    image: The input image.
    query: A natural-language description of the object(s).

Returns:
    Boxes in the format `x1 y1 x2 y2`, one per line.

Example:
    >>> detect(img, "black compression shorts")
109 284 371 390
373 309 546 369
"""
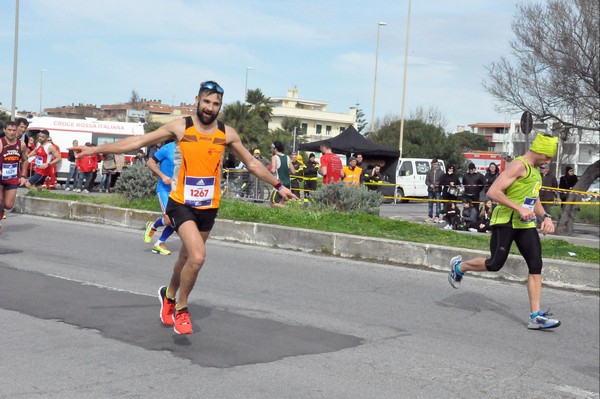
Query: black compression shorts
485 223 542 275
165 199 218 233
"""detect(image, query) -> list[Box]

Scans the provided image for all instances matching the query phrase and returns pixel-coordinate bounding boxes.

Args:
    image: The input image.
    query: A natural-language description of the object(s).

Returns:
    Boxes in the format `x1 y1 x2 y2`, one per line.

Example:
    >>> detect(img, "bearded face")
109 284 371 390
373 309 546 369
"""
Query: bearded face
196 103 218 125
195 92 222 125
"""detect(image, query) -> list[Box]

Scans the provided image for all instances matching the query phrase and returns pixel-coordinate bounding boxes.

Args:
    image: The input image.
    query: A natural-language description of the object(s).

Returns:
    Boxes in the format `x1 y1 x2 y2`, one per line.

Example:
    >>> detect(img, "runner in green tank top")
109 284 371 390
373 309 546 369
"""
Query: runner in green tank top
448 133 562 330
269 140 296 206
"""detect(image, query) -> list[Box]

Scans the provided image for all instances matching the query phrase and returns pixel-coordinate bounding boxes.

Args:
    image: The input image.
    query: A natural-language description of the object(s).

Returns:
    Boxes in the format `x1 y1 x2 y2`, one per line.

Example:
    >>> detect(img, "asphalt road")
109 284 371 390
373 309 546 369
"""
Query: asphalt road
0 214 598 399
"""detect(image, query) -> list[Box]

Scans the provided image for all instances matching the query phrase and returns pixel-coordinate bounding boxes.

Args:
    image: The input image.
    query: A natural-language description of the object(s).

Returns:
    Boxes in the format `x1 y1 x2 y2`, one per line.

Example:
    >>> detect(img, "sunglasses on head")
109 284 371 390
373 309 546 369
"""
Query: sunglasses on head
199 81 224 94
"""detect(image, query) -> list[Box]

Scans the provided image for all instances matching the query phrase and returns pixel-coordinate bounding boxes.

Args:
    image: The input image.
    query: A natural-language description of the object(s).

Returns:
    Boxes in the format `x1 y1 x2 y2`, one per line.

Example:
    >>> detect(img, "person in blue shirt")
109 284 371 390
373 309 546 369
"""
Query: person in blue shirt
144 140 176 255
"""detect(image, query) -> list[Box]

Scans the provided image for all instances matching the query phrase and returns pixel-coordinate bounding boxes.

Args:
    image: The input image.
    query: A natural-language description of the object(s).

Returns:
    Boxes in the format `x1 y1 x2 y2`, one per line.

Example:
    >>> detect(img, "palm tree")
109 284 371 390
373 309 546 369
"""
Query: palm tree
221 101 267 150
280 117 302 135
246 88 273 125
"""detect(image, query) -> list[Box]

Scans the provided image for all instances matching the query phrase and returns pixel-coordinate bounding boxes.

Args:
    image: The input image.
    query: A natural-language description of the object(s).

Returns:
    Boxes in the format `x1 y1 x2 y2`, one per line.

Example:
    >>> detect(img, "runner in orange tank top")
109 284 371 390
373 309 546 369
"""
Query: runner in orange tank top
71 81 298 335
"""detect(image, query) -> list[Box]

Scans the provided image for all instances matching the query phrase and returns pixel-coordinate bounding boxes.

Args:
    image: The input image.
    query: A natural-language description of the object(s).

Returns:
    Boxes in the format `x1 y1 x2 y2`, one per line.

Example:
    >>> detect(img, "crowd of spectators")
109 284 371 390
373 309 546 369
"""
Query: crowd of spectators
427 157 579 233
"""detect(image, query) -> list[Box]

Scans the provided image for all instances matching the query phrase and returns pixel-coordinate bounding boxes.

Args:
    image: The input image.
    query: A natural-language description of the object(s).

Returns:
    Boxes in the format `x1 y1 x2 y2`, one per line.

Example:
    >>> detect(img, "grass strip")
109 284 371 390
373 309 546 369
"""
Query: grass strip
25 190 599 264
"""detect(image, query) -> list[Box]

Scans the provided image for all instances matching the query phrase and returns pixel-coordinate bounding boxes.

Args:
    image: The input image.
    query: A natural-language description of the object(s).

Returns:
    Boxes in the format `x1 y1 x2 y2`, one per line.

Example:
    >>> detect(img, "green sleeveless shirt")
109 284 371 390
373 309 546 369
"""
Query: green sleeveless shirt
490 156 542 229
275 154 291 188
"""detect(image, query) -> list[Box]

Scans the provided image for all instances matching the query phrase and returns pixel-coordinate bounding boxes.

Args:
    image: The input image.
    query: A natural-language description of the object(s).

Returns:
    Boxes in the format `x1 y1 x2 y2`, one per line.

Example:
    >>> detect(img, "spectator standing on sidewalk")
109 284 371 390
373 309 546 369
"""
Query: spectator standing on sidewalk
86 145 101 192
64 140 79 191
425 158 443 223
74 143 97 193
483 162 500 198
354 153 364 169
290 153 305 198
462 162 485 213
559 166 578 209
133 149 147 165
303 153 319 198
363 165 386 191
99 153 117 193
440 165 461 202
112 153 126 188
342 157 362 188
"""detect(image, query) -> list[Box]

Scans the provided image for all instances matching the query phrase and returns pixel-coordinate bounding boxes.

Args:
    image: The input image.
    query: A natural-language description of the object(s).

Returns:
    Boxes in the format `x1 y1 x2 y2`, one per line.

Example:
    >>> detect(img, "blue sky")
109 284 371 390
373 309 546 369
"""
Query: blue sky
0 0 521 131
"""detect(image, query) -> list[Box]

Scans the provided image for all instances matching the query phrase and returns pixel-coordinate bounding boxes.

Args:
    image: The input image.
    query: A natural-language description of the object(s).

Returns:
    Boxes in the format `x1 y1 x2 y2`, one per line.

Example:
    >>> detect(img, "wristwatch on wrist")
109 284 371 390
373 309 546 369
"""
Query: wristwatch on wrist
543 213 552 219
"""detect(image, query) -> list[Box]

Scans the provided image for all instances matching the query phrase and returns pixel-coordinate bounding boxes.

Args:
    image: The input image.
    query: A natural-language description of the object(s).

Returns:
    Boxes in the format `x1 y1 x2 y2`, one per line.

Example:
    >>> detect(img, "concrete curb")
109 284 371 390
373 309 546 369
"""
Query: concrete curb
13 195 599 293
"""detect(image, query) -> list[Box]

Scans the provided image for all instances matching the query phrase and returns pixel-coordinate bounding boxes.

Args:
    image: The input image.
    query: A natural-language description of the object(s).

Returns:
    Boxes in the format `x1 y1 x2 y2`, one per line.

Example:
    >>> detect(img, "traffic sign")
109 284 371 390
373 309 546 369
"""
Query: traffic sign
520 111 533 134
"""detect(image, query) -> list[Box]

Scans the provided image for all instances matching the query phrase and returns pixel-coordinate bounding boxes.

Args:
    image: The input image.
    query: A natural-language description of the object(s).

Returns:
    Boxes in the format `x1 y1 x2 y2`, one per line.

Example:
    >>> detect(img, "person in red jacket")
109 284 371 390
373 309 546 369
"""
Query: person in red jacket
74 143 98 193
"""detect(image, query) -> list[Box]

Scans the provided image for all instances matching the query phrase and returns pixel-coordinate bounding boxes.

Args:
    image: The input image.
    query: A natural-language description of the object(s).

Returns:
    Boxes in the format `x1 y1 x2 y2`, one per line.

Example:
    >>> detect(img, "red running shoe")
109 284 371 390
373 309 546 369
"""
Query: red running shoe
158 286 175 326
174 308 193 335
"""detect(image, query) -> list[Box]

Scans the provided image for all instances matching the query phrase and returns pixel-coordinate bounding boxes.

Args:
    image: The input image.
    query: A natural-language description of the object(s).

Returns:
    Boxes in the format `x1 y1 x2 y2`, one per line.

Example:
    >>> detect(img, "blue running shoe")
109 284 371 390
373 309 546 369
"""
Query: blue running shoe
527 310 561 330
448 255 463 289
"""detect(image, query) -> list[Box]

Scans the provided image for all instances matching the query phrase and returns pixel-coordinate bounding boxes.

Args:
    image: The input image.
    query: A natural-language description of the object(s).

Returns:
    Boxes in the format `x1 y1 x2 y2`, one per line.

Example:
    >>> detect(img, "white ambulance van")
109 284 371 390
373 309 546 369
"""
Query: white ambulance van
25 117 145 182
463 151 505 173
394 158 446 202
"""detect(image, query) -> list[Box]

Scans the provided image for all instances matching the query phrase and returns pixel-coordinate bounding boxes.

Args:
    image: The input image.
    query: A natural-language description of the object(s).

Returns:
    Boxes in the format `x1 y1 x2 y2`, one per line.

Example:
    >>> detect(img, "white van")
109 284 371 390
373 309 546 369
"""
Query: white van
25 117 145 182
394 158 445 202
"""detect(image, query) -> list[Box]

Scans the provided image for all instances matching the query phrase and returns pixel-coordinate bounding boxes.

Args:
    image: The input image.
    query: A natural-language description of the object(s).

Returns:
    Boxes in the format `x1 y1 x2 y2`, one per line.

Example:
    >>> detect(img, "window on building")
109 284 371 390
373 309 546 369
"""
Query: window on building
339 126 345 133
326 125 332 135
316 124 322 134
301 123 308 135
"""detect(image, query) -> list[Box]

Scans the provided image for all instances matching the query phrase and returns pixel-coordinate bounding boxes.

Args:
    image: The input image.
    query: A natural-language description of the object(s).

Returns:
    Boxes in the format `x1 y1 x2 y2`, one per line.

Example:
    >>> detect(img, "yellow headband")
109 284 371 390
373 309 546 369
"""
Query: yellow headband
530 133 558 157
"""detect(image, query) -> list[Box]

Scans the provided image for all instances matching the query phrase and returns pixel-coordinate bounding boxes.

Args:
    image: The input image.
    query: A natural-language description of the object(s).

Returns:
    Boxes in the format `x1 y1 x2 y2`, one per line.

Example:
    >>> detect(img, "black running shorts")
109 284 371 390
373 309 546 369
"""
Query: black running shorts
485 223 542 275
165 199 218 233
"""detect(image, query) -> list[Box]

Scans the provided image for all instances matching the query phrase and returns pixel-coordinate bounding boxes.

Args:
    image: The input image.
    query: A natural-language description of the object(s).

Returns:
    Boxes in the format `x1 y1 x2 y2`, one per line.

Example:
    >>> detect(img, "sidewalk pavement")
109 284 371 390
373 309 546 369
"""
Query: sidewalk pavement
10 191 600 293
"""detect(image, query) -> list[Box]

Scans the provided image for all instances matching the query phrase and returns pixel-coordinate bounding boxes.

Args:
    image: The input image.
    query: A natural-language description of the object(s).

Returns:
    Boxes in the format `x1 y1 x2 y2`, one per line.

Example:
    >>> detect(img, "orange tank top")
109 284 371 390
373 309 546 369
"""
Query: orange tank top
169 117 227 209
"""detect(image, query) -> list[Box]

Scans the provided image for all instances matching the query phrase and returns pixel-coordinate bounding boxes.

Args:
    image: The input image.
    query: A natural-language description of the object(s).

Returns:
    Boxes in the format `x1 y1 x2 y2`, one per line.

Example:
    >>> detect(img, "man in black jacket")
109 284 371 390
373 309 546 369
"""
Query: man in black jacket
64 140 79 191
461 162 485 213
425 158 443 222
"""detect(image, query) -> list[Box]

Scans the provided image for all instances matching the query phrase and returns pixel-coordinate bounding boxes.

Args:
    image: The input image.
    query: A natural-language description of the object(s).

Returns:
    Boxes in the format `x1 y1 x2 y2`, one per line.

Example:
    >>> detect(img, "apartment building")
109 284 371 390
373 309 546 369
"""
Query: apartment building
36 88 357 142
268 87 357 142
468 121 599 176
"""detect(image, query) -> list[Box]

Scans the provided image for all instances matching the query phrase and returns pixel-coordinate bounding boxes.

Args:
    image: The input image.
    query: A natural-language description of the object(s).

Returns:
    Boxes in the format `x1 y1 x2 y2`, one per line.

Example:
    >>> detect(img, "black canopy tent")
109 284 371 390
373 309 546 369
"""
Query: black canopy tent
298 126 400 192
298 125 399 159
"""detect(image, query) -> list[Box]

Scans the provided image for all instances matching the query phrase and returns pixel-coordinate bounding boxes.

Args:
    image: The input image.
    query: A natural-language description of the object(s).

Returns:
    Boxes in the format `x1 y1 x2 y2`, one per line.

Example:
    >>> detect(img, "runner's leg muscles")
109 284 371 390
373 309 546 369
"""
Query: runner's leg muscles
514 228 543 313
3 188 18 210
174 220 210 309
0 186 5 219
167 243 188 300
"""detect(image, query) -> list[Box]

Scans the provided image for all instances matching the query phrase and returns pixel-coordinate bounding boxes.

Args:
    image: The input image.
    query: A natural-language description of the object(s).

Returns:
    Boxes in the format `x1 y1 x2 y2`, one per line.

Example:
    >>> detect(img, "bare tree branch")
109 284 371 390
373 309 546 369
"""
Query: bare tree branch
483 0 599 132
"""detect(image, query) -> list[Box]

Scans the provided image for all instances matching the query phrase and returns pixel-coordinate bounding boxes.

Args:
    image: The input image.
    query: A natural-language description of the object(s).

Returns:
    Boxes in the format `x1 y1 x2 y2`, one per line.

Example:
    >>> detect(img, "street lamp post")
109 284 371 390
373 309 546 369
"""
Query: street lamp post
11 0 20 120
39 69 46 115
244 67 254 103
398 0 412 158
370 22 387 133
